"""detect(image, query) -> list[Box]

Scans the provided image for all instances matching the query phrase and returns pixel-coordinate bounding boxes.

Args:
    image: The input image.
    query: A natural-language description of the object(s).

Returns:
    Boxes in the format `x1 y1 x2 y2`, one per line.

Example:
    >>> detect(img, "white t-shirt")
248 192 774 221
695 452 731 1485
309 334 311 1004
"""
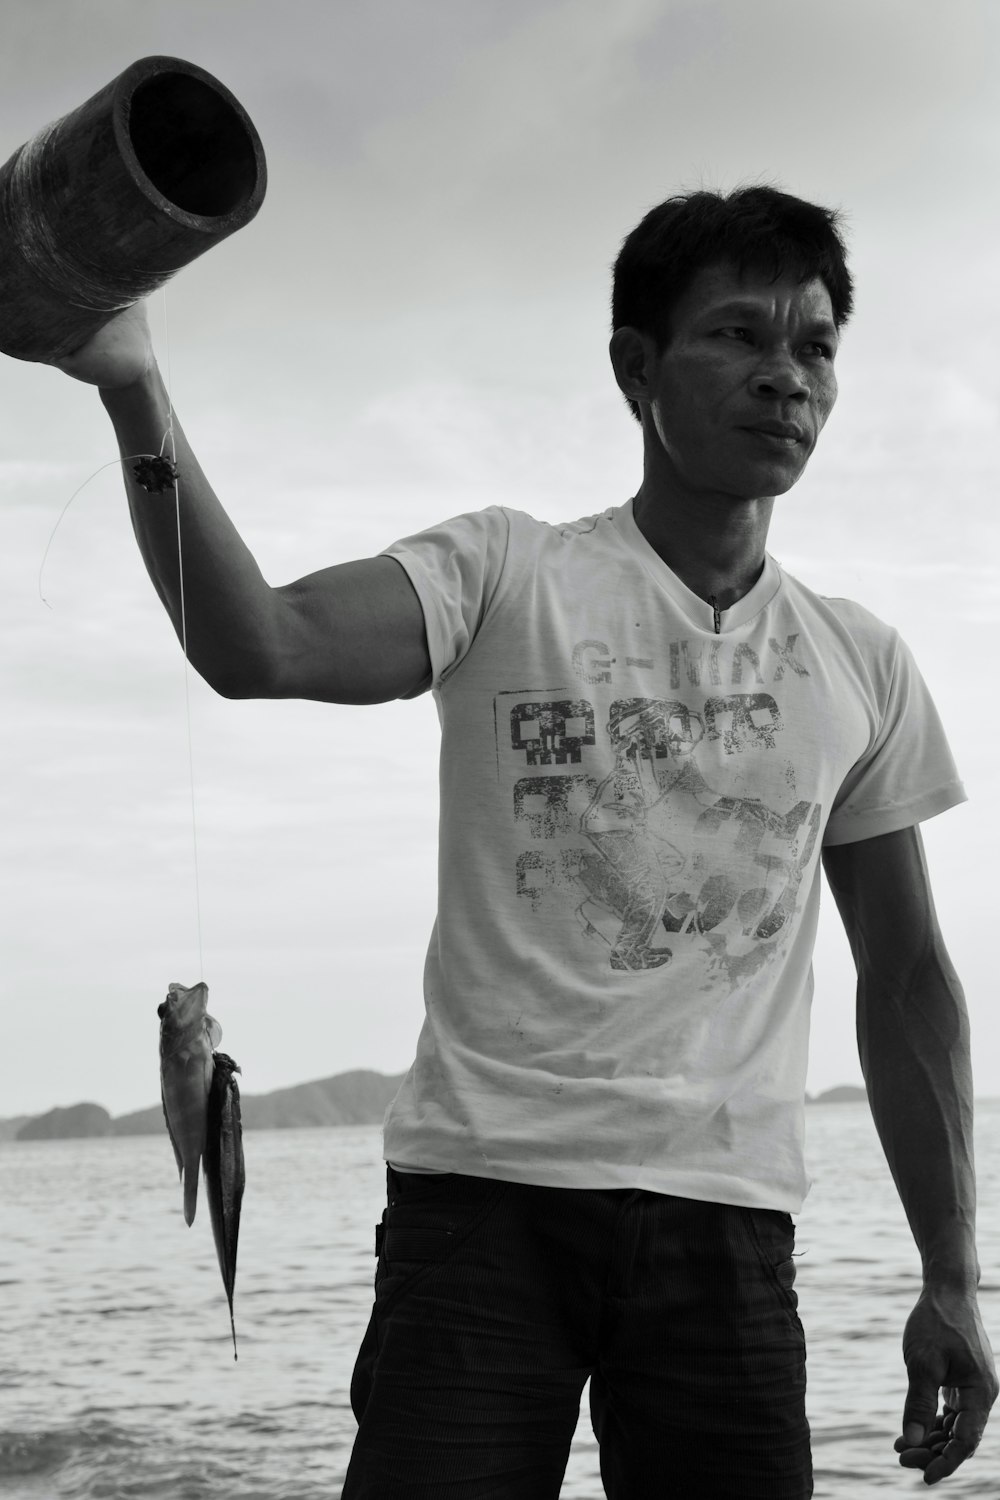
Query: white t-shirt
380 500 965 1211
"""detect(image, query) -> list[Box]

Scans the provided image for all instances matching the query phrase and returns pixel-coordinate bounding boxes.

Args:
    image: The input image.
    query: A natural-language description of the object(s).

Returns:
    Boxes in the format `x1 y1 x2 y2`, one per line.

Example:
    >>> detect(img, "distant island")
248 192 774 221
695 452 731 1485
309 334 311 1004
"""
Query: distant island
0 1074 873 1144
0 1068 408 1143
806 1085 867 1106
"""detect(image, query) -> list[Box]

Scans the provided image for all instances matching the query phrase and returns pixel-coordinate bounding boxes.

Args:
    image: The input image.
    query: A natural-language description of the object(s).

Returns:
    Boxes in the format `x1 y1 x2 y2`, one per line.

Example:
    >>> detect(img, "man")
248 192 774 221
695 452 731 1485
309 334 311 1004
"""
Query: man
55 186 996 1497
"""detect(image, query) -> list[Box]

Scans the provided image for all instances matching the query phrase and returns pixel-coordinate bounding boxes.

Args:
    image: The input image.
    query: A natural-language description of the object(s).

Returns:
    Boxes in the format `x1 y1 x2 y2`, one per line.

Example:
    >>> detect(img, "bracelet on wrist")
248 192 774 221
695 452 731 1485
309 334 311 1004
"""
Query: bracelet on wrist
132 454 178 493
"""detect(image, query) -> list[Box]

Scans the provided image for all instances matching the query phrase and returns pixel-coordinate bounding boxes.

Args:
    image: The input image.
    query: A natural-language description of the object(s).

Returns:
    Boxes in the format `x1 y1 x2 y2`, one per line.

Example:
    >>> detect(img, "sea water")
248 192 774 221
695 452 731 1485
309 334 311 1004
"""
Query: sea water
1 1102 998 1499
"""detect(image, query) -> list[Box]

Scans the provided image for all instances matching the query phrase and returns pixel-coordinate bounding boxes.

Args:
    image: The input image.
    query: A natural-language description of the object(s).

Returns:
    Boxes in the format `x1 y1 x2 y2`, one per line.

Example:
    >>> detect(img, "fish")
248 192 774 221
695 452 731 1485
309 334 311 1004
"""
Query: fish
158 980 245 1358
158 980 220 1226
204 1050 245 1360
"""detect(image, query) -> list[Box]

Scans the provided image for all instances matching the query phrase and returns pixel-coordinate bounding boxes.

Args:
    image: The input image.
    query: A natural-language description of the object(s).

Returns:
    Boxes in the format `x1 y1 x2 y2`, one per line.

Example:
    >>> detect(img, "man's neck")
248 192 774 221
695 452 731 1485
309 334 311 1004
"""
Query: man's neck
631 473 774 612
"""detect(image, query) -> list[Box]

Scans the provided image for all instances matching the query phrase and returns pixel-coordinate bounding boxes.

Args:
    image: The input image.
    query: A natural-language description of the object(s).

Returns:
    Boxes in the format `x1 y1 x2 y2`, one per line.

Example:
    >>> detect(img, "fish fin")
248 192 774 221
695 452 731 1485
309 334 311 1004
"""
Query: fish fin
205 1012 223 1050
160 1086 184 1179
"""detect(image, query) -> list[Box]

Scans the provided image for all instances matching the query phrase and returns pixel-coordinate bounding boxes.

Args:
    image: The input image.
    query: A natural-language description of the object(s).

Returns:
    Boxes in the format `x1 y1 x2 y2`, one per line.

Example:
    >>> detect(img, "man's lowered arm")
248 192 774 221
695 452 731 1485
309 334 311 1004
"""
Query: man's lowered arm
823 825 997 1486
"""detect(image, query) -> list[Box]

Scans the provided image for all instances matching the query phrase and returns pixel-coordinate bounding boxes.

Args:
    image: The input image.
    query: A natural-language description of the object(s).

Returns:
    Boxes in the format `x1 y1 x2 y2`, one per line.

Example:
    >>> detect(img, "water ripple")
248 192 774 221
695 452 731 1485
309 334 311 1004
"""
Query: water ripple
1 1112 998 1499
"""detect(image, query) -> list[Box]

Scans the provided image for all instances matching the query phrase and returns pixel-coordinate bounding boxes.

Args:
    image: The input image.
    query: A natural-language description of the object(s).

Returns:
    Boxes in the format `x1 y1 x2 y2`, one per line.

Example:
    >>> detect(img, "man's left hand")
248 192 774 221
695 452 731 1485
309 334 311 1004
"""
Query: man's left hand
895 1286 998 1485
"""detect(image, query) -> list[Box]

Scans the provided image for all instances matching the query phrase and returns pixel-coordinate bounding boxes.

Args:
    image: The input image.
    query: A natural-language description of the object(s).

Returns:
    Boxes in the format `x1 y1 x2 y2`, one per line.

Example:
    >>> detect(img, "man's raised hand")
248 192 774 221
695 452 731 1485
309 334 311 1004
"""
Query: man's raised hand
50 301 154 390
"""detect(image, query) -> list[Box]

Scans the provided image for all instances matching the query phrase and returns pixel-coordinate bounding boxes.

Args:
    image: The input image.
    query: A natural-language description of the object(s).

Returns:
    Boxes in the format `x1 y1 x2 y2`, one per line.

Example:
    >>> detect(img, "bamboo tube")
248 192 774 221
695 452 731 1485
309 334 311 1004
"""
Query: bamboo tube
0 55 267 362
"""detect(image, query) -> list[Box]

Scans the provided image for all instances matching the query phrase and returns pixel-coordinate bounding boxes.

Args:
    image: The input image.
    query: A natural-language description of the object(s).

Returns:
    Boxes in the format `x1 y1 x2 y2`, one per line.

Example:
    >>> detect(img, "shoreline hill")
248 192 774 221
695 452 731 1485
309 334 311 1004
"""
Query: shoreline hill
3 1068 408 1142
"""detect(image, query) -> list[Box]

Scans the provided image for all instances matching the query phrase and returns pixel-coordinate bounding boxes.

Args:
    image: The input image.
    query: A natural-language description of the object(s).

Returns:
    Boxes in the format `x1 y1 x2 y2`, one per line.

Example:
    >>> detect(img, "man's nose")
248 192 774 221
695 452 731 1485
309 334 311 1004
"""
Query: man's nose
749 361 810 402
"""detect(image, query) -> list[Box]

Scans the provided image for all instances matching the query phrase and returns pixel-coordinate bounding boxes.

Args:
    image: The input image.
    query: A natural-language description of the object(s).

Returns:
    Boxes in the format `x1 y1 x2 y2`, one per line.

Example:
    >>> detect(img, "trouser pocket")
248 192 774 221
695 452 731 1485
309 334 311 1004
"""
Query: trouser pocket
374 1169 508 1314
745 1205 803 1333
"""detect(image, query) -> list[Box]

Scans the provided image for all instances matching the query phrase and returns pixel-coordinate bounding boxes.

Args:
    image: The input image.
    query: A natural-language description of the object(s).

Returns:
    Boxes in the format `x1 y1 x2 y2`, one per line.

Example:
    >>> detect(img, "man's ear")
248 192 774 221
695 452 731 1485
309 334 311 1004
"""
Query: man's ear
608 325 658 408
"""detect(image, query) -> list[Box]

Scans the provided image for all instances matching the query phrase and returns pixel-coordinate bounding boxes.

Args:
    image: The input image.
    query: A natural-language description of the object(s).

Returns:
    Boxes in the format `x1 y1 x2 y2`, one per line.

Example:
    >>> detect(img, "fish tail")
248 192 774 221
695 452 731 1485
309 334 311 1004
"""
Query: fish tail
182 1166 198 1226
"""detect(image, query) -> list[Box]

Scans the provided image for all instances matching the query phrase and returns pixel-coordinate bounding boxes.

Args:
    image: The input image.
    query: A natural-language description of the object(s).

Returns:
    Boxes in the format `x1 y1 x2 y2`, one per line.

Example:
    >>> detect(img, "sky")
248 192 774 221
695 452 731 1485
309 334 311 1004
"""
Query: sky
2 0 999 1119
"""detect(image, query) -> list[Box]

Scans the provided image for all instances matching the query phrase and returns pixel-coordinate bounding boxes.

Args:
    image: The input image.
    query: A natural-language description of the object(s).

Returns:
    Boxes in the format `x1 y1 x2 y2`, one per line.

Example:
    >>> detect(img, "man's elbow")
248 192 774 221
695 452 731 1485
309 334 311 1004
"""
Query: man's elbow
192 651 281 701
211 675 266 701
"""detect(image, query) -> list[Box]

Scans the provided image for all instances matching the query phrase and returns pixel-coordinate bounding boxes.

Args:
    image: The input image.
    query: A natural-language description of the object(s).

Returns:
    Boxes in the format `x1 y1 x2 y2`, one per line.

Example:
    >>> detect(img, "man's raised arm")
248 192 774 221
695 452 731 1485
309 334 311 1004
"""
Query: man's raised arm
54 303 431 705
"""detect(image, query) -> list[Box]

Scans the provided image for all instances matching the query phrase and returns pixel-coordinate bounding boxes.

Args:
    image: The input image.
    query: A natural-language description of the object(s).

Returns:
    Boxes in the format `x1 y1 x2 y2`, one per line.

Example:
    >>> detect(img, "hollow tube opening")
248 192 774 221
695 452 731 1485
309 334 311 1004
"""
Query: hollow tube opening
127 73 259 217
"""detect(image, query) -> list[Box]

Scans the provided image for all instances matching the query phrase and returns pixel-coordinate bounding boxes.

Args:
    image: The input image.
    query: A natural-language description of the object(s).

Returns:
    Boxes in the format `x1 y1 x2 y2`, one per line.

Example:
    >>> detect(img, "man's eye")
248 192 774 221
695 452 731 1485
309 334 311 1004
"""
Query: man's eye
803 341 833 359
718 327 751 342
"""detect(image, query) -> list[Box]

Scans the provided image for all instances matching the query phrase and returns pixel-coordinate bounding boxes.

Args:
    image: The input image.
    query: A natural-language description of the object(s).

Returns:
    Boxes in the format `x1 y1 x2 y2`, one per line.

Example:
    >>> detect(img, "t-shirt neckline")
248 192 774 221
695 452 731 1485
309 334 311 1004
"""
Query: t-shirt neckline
612 497 782 634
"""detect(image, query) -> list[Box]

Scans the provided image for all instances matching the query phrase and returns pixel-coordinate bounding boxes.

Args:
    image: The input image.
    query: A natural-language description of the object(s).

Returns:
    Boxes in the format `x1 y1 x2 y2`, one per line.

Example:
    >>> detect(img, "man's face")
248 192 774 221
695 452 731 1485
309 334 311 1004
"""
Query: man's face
626 261 840 501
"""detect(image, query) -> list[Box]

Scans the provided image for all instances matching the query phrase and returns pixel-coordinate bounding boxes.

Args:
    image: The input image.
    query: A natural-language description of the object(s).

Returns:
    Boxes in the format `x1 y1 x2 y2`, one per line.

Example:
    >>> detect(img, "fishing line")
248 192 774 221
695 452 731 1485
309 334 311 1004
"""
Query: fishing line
37 290 206 980
37 454 150 607
160 286 206 983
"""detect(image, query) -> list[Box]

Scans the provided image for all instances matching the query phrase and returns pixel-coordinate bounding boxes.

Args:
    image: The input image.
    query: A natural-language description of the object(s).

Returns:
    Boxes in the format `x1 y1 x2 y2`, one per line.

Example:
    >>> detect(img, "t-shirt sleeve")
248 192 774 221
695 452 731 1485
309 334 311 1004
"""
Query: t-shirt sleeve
381 507 512 689
823 629 966 846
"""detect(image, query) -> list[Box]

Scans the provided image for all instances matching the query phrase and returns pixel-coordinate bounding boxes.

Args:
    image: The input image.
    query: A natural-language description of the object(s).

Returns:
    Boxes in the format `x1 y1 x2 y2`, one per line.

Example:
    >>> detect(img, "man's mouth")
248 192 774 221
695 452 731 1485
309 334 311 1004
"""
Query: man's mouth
742 421 805 447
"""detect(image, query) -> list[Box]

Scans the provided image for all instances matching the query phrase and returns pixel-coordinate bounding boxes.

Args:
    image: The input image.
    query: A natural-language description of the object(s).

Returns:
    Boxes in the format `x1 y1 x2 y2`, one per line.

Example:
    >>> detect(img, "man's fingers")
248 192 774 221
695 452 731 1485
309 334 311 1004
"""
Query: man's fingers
895 1415 948 1467
897 1405 989 1485
901 1376 941 1451
923 1434 975 1485
934 1405 988 1461
898 1446 933 1471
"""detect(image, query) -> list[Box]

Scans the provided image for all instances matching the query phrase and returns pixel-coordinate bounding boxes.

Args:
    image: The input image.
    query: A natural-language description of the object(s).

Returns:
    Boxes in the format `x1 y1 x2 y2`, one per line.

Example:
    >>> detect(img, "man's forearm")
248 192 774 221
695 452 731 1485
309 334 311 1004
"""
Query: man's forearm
101 364 279 696
857 956 979 1290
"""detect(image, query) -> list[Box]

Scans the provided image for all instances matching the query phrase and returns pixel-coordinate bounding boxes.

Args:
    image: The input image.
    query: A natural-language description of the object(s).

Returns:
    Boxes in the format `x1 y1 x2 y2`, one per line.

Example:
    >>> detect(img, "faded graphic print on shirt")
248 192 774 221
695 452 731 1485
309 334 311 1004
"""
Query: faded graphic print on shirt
506 635 822 979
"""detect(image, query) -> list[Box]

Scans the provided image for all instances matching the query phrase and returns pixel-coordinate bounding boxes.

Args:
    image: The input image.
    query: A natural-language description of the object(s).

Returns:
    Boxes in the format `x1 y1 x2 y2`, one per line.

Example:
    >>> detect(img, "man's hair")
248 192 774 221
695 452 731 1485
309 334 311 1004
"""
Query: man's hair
611 184 854 421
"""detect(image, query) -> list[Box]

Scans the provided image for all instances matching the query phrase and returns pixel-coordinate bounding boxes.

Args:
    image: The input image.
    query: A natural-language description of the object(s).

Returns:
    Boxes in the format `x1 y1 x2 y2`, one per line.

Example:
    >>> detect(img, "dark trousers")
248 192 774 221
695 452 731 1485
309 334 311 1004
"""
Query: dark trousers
342 1169 812 1499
